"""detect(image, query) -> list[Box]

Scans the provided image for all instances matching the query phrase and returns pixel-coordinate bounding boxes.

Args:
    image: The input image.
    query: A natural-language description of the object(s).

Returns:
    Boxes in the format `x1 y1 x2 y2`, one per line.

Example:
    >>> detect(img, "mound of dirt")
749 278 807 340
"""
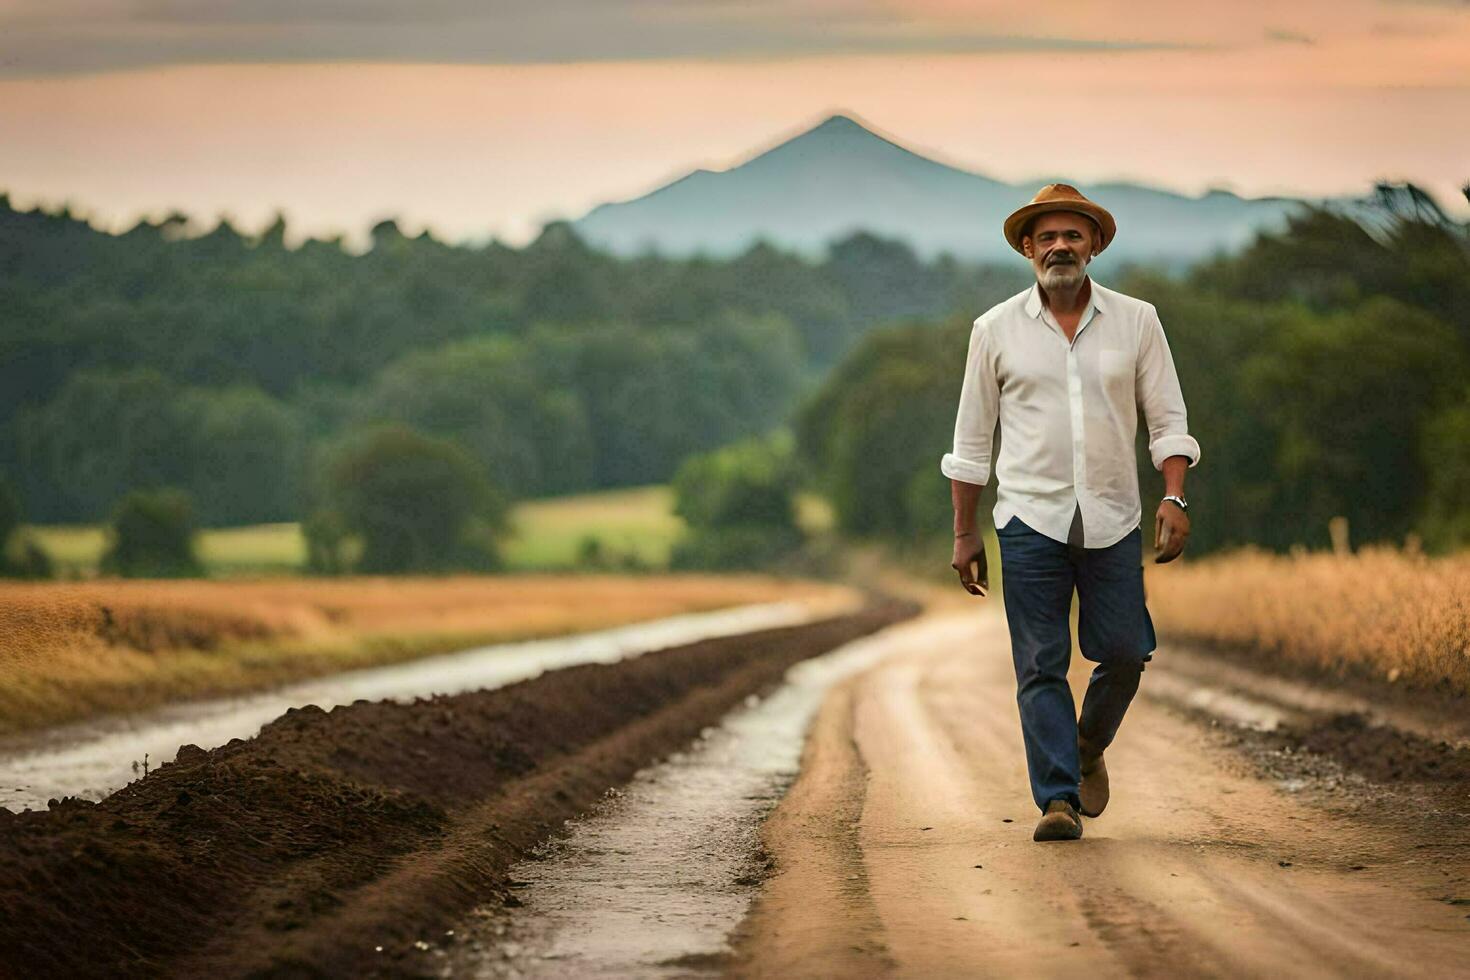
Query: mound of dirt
1280 711 1470 784
0 594 917 979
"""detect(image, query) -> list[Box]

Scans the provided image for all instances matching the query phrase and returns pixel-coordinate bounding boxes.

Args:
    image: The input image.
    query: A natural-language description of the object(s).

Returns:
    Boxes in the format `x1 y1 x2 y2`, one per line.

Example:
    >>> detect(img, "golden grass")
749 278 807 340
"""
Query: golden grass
1145 546 1470 696
0 574 860 735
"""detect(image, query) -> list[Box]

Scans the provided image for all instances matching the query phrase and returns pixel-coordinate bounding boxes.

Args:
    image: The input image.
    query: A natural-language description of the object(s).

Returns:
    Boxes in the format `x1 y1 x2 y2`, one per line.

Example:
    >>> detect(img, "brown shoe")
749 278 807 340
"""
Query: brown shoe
1078 743 1109 818
1033 799 1083 841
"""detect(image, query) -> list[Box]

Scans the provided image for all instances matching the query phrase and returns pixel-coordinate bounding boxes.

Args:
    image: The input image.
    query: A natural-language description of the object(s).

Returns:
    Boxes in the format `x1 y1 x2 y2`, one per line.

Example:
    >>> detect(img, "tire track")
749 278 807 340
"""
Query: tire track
731 606 1470 978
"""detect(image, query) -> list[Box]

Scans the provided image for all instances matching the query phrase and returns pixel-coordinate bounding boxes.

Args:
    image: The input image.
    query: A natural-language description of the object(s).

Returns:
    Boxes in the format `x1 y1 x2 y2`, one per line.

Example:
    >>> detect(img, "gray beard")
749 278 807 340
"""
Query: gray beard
1039 262 1085 291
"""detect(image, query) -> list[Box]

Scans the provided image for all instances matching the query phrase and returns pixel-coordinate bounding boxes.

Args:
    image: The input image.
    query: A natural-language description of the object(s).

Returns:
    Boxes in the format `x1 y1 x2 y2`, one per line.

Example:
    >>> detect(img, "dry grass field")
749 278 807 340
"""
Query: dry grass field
0 574 859 735
1145 546 1470 697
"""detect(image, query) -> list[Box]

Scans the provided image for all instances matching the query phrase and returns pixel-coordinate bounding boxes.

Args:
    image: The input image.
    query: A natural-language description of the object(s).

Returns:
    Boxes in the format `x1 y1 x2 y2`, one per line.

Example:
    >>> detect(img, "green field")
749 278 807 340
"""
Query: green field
31 522 310 578
28 485 836 577
504 485 682 570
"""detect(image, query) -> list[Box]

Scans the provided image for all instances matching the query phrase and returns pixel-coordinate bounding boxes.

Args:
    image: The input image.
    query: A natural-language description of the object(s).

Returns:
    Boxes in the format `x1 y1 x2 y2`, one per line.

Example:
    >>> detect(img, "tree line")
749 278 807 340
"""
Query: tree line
0 194 1028 531
4 184 1464 574
799 188 1470 555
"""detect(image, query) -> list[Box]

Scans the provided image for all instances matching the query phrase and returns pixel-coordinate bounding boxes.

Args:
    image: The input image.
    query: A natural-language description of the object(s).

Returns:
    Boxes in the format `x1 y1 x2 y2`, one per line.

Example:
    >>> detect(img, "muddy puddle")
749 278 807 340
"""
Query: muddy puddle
445 614 970 979
0 600 826 811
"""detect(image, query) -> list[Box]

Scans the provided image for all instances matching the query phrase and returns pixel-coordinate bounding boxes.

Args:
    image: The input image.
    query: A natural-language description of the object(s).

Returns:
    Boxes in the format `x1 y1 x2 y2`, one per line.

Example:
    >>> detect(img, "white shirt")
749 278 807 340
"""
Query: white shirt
940 278 1200 549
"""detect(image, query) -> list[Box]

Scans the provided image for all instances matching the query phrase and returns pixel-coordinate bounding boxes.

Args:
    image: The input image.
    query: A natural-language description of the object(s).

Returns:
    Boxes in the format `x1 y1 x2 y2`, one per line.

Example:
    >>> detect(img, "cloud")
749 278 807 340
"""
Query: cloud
1 0 1465 76
0 0 1191 76
126 0 504 25
1265 28 1315 44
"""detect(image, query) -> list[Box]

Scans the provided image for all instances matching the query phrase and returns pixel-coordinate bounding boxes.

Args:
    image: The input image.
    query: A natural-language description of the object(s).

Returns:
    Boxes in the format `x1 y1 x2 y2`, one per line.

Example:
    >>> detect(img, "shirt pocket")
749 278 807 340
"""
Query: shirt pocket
1098 349 1133 390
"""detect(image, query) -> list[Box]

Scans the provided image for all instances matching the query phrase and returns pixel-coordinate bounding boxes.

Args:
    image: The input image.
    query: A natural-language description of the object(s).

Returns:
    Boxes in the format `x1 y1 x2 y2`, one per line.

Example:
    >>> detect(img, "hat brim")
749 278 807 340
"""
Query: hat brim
1003 201 1116 256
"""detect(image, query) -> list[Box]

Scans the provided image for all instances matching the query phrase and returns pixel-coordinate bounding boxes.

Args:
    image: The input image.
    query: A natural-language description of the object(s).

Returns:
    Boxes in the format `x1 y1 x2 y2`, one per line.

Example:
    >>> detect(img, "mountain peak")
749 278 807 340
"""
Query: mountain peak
572 115 1313 266
810 113 867 135
726 110 913 175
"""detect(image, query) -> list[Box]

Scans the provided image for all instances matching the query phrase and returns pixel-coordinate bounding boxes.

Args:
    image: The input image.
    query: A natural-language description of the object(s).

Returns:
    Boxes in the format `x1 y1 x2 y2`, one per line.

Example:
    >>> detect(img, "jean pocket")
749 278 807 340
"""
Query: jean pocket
996 514 1025 537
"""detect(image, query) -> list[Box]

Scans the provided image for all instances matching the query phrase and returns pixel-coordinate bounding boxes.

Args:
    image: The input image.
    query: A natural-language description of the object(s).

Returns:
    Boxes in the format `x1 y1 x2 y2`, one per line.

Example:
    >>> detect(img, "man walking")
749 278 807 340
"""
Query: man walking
942 184 1200 842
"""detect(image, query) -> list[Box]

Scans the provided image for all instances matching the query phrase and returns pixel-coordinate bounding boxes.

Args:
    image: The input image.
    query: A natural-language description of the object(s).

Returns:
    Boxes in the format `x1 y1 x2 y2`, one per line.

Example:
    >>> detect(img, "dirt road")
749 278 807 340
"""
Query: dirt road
731 606 1470 978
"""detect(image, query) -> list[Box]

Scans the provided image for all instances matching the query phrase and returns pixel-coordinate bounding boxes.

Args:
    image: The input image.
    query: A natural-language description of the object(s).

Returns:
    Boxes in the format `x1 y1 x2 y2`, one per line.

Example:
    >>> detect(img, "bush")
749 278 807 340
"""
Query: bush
574 533 651 573
1419 390 1470 552
669 432 804 570
0 474 53 579
575 533 607 568
302 508 353 575
318 424 510 573
5 536 55 580
100 488 205 578
672 432 800 533
670 525 805 571
0 477 19 552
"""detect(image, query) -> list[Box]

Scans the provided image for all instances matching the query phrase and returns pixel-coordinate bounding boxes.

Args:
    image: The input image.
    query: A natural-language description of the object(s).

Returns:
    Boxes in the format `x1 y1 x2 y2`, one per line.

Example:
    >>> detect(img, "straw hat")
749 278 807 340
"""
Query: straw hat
1003 183 1116 256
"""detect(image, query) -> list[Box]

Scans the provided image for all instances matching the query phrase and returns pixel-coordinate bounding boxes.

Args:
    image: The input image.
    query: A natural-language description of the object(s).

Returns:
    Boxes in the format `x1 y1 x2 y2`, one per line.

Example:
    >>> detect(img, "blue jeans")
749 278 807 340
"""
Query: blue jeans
995 514 1157 813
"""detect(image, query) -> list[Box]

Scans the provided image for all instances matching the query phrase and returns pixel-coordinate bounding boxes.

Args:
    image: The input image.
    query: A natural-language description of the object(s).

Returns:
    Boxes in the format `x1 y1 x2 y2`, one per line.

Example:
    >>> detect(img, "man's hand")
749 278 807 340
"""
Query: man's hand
1153 499 1190 563
951 531 989 596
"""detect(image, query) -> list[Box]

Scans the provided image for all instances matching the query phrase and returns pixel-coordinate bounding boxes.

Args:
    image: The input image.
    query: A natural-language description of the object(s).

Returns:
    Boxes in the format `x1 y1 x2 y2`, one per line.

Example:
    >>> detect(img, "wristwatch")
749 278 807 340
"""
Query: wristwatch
1162 494 1189 512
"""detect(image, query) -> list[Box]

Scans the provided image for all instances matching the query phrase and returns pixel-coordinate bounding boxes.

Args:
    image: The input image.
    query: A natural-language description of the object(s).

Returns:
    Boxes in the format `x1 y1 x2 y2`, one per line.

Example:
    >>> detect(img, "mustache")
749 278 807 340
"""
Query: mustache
1045 252 1079 266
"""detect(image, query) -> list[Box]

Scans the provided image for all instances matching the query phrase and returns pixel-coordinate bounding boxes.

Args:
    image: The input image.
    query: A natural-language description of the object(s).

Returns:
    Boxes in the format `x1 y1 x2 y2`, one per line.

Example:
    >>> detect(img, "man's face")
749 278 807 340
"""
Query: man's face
1022 211 1097 292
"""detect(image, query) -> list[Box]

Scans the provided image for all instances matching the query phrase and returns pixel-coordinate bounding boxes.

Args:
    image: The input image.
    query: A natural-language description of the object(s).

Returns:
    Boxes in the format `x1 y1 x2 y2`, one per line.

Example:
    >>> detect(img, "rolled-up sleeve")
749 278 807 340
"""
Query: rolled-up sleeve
1136 304 1201 470
940 317 1000 485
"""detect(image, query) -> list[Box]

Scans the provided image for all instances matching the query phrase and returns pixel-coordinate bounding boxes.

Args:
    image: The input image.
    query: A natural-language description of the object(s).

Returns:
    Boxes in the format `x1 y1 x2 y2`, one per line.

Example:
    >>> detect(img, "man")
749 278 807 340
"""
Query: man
941 183 1200 843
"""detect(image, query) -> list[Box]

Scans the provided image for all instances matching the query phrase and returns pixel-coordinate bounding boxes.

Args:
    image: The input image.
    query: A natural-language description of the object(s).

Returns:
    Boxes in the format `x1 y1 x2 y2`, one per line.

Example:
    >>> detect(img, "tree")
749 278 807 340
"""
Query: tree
1198 196 1470 346
179 385 308 525
357 335 594 497
320 424 510 573
529 312 805 489
1118 272 1283 554
302 507 352 575
796 319 969 538
1419 390 1470 551
100 488 204 578
672 432 800 532
13 368 191 522
1238 298 1463 549
0 473 52 579
669 432 804 570
0 475 18 556
826 232 942 327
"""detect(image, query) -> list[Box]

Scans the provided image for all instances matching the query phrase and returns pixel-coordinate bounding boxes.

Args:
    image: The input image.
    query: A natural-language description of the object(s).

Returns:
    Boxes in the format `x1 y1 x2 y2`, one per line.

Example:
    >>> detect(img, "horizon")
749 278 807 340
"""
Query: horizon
2 2 1467 249
6 103 1467 255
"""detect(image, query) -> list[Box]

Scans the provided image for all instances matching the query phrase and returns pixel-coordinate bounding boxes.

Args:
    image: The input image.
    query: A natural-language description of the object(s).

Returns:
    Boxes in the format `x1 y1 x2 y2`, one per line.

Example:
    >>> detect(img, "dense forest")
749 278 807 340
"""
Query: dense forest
801 188 1470 555
0 194 1026 525
2 184 1467 562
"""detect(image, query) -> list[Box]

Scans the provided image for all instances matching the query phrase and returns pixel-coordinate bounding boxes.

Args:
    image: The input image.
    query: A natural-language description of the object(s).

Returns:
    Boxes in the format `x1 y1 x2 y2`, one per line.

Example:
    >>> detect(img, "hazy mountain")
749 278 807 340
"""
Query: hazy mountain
571 113 1325 269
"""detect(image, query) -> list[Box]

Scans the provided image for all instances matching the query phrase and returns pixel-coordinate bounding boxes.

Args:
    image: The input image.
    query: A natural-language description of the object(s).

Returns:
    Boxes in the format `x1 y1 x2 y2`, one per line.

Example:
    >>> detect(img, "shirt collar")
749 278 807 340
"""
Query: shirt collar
1025 277 1108 320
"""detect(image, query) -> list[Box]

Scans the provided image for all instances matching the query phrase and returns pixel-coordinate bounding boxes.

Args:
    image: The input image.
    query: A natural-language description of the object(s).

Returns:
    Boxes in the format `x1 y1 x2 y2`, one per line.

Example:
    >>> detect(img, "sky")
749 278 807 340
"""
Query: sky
2 0 1467 249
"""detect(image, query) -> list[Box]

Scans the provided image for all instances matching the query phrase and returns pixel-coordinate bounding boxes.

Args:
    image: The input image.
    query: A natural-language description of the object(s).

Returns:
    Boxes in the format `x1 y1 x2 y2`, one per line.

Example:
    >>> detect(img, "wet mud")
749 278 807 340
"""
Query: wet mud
0 598 834 812
0 594 917 980
447 610 931 978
